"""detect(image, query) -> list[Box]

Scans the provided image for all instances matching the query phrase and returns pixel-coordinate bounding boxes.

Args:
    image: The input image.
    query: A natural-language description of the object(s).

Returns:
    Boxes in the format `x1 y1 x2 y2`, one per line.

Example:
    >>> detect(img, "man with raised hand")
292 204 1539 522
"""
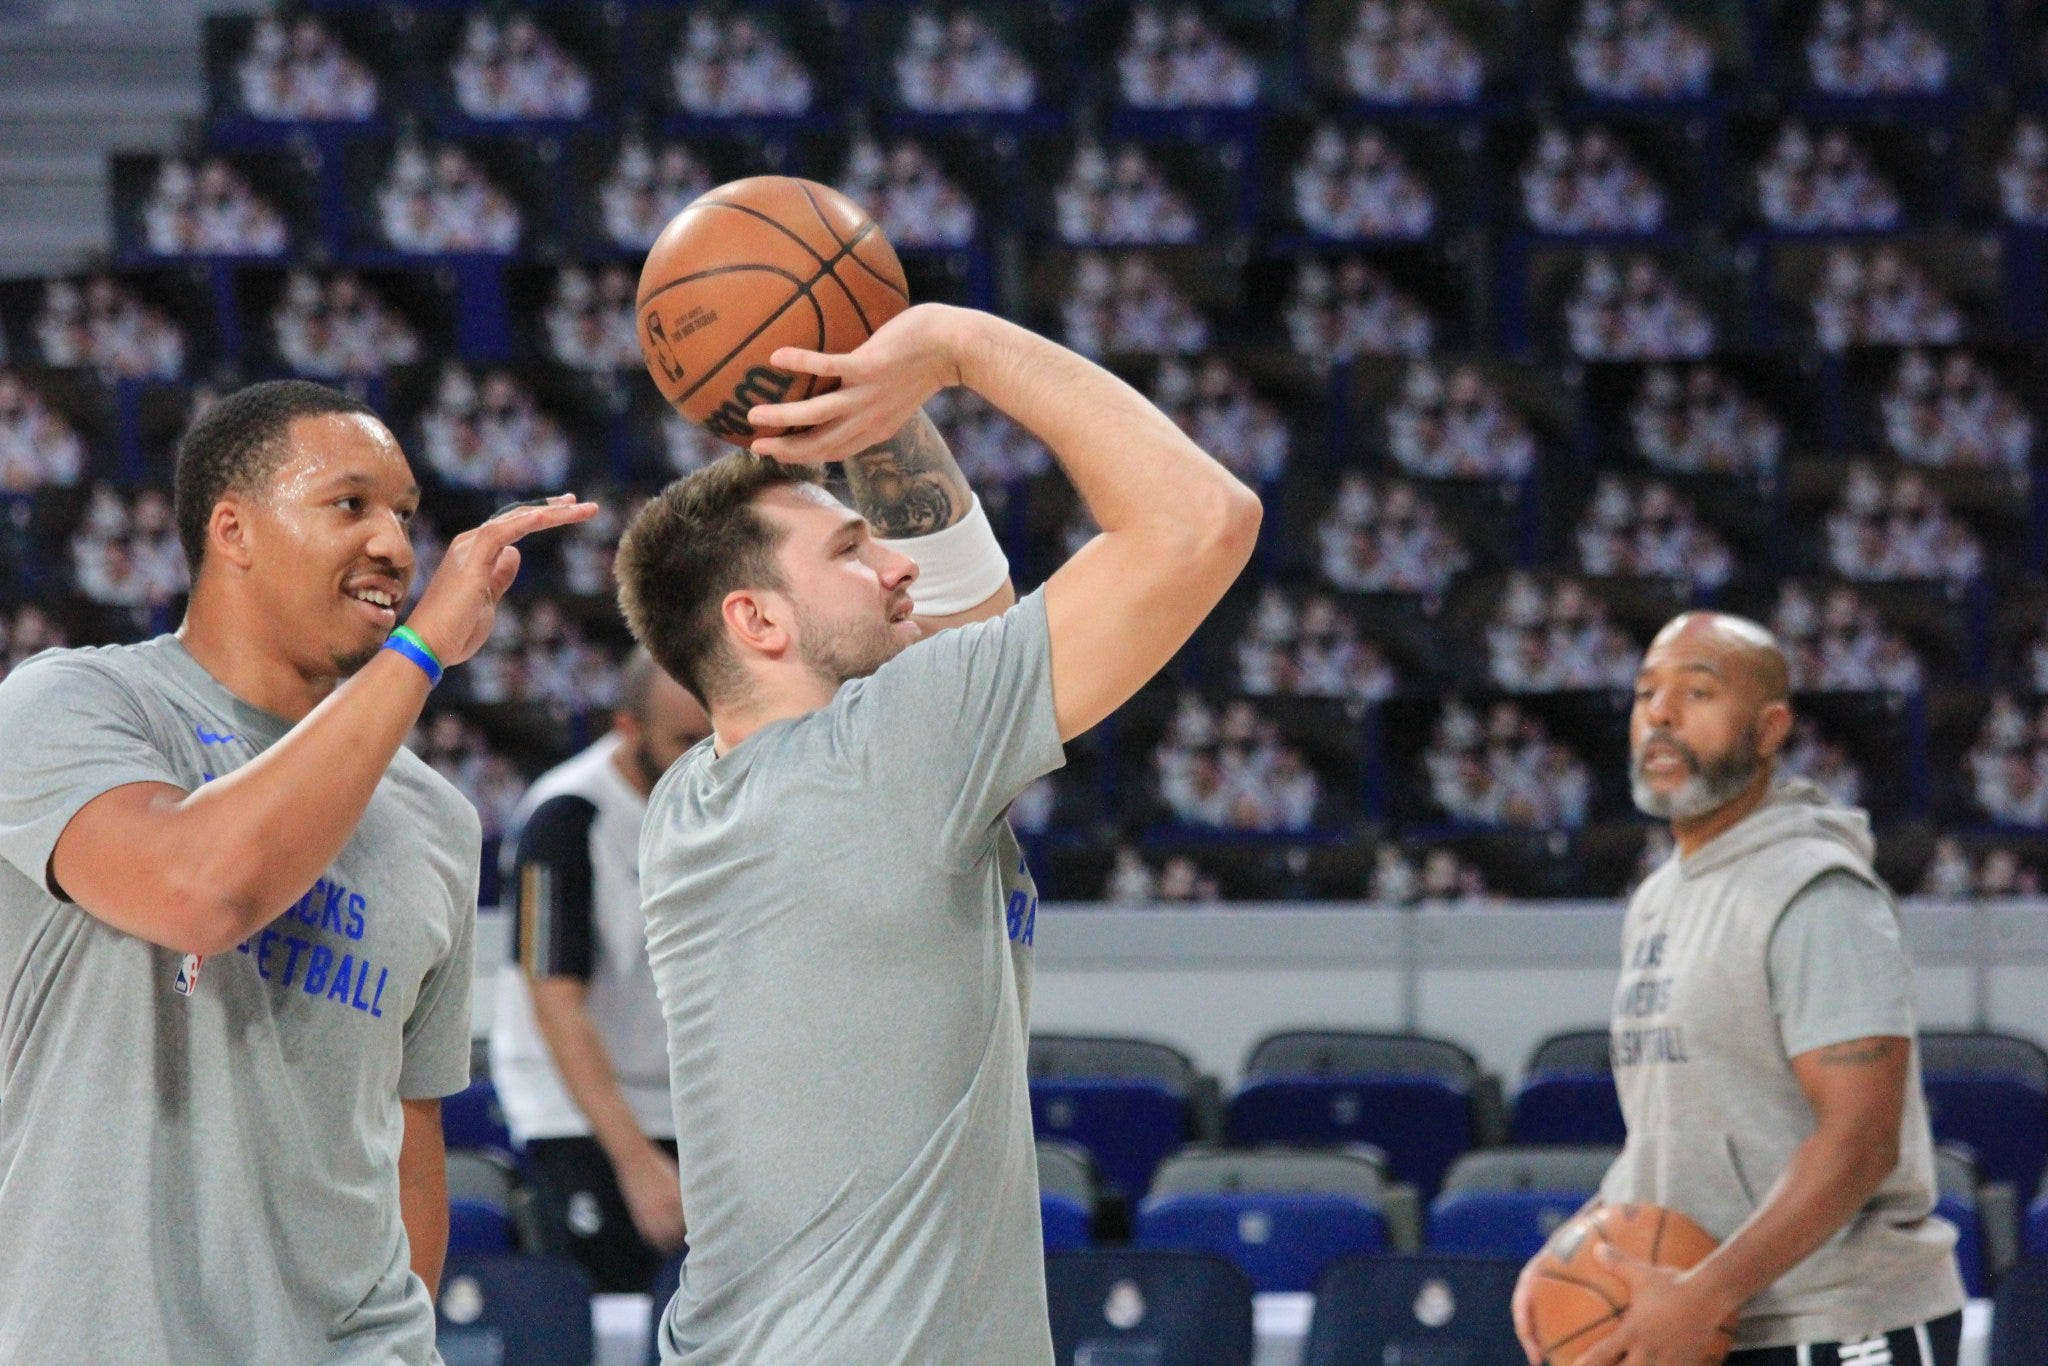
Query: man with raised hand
0 379 594 1363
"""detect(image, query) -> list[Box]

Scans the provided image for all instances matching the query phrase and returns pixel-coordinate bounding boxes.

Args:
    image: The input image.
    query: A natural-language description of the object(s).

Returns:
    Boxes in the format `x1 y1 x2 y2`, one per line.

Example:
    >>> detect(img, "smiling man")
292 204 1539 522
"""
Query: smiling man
1512 612 1965 1366
0 379 593 1362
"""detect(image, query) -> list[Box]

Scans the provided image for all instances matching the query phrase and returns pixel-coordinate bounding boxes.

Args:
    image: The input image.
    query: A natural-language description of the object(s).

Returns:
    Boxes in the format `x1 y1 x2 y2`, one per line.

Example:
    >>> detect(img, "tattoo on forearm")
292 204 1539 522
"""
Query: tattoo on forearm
843 410 971 538
1814 1039 1899 1068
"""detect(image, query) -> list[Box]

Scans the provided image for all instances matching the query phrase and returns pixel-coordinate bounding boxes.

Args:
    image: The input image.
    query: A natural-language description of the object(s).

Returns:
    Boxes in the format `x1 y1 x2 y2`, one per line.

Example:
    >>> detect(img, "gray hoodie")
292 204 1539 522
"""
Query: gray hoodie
1599 781 1965 1348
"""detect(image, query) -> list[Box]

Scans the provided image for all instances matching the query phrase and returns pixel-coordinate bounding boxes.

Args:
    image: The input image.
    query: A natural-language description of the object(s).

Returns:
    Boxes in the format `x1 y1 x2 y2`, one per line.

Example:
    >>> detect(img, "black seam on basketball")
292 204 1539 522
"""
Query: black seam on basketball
1533 1268 1623 1313
665 244 857 407
637 262 810 311
646 213 881 407
837 222 911 302
696 198 831 267
1650 1209 1668 1265
823 259 875 335
667 280 812 406
1543 1307 1626 1354
797 181 852 250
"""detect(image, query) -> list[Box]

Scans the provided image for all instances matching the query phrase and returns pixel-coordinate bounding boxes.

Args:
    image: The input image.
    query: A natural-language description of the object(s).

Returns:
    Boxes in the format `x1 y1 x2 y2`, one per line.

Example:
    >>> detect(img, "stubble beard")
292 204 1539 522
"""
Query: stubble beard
793 600 902 687
1630 722 1763 822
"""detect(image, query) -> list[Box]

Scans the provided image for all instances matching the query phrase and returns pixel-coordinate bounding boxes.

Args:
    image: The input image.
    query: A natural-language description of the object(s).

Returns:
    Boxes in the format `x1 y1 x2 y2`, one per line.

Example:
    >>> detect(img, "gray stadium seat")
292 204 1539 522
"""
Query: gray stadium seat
1918 1030 2048 1090
1038 1138 1100 1209
1525 1028 1614 1075
1439 1146 1618 1196
1241 1029 1509 1149
1149 1145 1421 1253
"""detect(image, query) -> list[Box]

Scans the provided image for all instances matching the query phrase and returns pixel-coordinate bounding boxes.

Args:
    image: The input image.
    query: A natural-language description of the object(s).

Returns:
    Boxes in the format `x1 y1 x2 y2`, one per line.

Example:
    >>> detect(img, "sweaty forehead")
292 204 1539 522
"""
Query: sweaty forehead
268 412 413 497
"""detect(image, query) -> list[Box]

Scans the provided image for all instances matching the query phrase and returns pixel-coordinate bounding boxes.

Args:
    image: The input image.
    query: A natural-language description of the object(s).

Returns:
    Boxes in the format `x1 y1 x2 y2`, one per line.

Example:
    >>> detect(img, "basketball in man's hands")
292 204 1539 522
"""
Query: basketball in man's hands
636 176 909 447
1526 1203 1733 1366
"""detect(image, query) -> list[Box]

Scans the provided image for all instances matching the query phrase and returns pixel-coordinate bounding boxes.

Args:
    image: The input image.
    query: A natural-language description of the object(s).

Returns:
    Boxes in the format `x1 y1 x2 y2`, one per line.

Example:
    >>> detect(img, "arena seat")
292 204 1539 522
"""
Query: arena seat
1148 1143 1417 1249
435 1254 592 1366
1303 1255 1524 1366
1030 1033 1207 1201
1135 1192 1387 1292
1920 1030 2048 1198
1046 1249 1255 1366
1426 1146 1616 1258
1226 1031 1501 1197
441 1076 513 1156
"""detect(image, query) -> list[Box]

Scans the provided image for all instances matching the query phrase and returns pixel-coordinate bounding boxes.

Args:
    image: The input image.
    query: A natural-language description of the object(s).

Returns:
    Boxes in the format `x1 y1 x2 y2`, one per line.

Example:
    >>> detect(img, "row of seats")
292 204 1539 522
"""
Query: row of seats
1026 1027 2048 1197
429 1247 2048 1366
436 1025 2048 1298
1041 1134 2030 1297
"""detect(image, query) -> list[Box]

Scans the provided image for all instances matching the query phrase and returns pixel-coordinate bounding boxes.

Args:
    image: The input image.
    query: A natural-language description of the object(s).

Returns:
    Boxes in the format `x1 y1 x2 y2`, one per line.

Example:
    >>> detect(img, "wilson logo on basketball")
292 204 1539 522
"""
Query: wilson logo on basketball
703 366 796 441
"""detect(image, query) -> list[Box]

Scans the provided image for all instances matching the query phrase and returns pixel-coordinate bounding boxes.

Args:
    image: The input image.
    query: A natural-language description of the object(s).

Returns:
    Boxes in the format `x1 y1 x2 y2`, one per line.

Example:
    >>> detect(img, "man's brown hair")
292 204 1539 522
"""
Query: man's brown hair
616 453 824 706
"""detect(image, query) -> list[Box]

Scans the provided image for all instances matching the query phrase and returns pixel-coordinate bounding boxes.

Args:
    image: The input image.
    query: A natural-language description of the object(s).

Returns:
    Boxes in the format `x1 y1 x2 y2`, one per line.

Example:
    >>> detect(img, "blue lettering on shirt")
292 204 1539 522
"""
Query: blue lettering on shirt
194 726 237 745
303 944 333 994
326 954 355 1005
1006 888 1037 947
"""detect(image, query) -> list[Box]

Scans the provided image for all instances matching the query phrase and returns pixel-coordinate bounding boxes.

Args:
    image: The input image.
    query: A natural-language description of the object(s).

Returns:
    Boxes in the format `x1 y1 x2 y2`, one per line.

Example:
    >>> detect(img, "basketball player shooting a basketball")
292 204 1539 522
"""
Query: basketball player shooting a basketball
615 302 1261 1362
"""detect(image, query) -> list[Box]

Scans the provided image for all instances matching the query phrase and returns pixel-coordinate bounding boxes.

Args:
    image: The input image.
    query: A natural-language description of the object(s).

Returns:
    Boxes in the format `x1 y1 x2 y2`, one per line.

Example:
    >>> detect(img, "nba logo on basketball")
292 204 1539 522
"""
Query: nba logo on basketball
172 954 203 997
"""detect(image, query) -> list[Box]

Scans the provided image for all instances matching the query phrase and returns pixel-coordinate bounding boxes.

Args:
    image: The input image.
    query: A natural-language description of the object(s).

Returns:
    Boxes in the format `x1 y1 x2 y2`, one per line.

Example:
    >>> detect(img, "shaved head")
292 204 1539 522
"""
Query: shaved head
1646 612 1790 704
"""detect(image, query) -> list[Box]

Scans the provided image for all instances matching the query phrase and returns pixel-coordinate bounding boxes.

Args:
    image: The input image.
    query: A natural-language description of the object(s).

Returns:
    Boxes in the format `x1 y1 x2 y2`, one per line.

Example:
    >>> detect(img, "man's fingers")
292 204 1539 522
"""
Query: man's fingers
463 497 599 551
1576 1330 1629 1366
766 346 848 378
750 421 870 465
746 388 855 432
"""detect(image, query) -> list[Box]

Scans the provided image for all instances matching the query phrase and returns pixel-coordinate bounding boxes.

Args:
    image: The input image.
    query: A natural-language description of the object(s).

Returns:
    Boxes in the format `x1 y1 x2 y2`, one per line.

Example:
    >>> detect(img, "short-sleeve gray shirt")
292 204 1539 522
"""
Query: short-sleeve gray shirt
643 592 1066 1365
0 638 479 1364
1768 868 1917 1057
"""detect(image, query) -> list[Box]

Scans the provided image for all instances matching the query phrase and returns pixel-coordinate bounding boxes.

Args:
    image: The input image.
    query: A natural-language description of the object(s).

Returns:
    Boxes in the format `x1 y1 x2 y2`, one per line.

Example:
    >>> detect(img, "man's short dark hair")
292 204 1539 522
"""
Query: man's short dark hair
174 379 381 571
616 454 825 706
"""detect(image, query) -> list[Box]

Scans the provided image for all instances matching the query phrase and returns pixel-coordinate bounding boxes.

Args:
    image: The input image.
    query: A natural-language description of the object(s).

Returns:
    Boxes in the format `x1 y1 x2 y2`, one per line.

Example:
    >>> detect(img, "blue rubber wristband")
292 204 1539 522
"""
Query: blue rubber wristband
383 625 444 688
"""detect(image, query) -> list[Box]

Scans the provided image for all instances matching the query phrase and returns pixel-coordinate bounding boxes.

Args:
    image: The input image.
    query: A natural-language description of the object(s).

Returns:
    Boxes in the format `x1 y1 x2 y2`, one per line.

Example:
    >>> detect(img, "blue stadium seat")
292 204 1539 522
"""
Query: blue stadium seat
448 1198 515 1255
1046 1249 1255 1366
1135 1192 1386 1293
1304 1255 1525 1366
441 1077 512 1155
1227 1076 1470 1197
1990 1255 2048 1366
1510 1071 1626 1146
1043 1192 1093 1253
1032 1077 1189 1201
1427 1189 1590 1259
435 1255 592 1366
1922 1076 2048 1200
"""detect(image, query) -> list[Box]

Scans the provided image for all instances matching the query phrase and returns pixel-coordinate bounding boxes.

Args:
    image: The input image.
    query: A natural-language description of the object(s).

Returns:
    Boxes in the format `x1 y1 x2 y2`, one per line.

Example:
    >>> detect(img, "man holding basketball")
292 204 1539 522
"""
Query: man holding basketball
616 303 1261 1362
1513 612 1964 1366
0 380 593 1361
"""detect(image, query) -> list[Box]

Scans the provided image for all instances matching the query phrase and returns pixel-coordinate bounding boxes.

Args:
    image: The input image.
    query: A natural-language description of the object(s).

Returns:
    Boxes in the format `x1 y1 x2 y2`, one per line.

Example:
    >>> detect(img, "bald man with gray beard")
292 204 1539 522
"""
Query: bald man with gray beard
1513 613 1964 1366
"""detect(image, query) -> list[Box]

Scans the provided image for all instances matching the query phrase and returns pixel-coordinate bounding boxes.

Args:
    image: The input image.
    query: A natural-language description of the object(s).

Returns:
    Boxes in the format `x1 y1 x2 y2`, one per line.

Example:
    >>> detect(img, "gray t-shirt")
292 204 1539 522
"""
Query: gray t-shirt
643 592 1065 1365
1768 869 1916 1056
0 638 479 1364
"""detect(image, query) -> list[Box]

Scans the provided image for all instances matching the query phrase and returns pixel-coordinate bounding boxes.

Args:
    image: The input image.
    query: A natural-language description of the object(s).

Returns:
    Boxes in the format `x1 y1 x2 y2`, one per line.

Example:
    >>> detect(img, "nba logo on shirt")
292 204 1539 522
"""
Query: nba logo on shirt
172 953 203 996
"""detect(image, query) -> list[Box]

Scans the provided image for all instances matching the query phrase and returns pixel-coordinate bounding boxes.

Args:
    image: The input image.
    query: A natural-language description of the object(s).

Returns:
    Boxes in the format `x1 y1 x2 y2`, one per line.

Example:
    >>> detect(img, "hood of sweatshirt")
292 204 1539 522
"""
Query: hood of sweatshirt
1676 778 1875 881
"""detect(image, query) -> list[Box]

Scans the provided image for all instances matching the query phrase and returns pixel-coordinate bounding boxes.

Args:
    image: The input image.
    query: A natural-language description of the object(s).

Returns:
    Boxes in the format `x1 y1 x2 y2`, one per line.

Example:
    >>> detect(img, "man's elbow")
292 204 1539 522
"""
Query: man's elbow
166 854 272 956
1832 1123 1902 1196
1184 481 1263 567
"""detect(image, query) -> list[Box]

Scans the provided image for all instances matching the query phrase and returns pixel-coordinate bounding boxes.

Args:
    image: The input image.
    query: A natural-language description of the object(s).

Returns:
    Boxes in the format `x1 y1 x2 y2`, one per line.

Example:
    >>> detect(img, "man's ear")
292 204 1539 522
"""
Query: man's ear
721 587 791 663
207 495 257 573
1757 699 1794 759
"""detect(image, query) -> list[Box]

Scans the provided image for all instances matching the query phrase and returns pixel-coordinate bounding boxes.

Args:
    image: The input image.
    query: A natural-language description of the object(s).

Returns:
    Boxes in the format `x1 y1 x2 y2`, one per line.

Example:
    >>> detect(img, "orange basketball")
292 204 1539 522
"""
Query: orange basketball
1526 1203 1734 1366
636 175 909 448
